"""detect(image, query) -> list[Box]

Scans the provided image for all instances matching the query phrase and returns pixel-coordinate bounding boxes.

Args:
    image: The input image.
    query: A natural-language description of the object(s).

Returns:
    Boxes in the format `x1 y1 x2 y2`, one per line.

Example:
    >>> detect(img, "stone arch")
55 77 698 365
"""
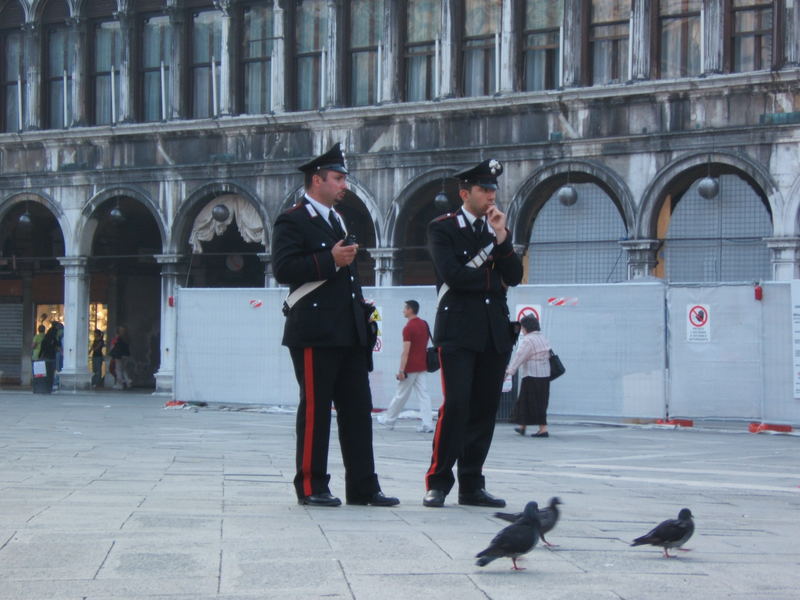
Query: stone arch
776 172 800 237
0 190 71 253
33 0 74 20
508 159 635 248
638 151 781 239
77 186 167 256
385 168 459 248
170 181 268 254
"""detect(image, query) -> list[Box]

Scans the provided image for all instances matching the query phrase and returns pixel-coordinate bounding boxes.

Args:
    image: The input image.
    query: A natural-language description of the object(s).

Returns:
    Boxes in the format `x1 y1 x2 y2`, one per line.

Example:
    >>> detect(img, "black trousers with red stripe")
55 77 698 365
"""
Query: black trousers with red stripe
289 346 380 501
425 345 510 495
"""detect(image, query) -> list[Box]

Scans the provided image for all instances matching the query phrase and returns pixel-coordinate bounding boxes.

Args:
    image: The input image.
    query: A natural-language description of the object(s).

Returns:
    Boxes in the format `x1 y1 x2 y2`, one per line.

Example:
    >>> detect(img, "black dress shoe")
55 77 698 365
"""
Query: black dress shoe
458 489 506 508
531 431 549 438
298 493 341 507
347 491 400 507
423 488 446 507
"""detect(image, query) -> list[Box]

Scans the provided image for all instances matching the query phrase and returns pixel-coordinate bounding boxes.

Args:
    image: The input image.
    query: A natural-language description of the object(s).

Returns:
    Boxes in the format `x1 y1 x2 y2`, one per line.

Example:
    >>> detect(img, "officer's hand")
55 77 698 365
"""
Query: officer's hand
486 205 507 244
332 240 359 267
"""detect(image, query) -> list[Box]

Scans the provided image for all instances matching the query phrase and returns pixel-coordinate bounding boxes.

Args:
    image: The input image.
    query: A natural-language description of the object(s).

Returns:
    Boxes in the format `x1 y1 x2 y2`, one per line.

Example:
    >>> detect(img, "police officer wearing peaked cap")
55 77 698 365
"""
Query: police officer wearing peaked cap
271 143 399 508
423 157 523 508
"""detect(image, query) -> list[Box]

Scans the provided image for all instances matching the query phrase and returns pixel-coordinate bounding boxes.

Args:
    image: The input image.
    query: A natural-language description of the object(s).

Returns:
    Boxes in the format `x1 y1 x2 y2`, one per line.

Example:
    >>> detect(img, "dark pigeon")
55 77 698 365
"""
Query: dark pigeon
476 501 540 570
631 508 695 558
493 496 562 547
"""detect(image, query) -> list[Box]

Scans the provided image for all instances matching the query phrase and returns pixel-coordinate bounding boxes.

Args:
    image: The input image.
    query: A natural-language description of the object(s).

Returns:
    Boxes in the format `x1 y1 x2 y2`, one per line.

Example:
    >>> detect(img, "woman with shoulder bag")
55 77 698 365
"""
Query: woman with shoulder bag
505 314 552 438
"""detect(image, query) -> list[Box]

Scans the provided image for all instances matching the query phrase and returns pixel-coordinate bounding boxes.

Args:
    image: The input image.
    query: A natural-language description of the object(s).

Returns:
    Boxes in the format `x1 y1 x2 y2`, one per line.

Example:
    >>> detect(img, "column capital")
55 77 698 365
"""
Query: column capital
154 253 187 265
619 238 662 280
763 237 800 250
58 256 88 270
213 0 233 16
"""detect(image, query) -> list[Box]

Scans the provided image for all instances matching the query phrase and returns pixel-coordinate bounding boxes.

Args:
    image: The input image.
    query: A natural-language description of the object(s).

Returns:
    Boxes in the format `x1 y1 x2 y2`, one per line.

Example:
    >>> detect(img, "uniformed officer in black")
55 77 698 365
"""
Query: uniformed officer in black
423 158 523 508
272 143 399 508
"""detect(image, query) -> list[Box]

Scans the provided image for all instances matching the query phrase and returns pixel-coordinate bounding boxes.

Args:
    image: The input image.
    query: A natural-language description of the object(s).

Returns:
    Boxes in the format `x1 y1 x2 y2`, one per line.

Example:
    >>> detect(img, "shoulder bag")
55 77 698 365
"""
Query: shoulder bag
548 349 565 381
424 322 440 373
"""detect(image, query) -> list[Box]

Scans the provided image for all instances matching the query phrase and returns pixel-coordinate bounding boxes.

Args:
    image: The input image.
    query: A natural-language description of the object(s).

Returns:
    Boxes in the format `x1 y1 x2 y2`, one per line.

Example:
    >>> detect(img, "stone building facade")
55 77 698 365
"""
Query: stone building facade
1 0 799 392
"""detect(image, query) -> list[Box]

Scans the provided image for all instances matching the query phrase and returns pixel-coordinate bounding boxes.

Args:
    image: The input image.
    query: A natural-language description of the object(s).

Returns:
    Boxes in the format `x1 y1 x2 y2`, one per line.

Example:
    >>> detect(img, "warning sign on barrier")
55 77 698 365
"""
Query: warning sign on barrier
515 304 542 324
687 304 710 343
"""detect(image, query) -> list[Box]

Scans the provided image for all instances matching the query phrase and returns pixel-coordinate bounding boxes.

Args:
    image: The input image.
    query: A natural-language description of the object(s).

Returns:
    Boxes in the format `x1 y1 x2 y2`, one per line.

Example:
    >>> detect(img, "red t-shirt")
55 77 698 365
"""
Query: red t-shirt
403 317 429 373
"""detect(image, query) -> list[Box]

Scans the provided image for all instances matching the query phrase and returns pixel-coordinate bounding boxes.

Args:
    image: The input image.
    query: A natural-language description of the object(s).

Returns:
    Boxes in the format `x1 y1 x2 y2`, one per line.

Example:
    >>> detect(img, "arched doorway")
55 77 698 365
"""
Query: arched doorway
394 177 460 285
656 169 772 282
86 196 164 388
183 194 267 288
0 199 65 386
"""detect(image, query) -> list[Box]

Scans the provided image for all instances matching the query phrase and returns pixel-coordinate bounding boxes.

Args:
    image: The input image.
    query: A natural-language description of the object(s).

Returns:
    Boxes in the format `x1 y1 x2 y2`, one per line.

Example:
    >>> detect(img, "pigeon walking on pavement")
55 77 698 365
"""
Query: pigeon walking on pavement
476 501 540 570
493 496 562 547
631 508 695 558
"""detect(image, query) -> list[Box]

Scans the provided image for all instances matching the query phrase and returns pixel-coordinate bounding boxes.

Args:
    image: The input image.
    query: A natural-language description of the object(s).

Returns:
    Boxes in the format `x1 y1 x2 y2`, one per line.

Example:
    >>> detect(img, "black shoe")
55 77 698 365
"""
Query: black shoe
514 427 526 436
423 489 446 507
531 431 549 438
458 489 506 508
347 491 400 507
298 493 341 507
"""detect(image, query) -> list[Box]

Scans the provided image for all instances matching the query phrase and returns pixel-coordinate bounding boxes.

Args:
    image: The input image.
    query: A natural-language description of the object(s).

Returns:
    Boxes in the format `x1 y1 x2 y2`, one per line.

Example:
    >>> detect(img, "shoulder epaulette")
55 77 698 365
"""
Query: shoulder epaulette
433 212 455 222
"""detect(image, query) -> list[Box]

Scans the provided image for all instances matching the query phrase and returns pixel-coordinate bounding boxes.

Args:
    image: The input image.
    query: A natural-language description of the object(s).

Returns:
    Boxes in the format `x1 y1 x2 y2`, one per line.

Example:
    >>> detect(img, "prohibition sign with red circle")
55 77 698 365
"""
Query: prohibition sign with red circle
689 305 708 328
517 306 540 322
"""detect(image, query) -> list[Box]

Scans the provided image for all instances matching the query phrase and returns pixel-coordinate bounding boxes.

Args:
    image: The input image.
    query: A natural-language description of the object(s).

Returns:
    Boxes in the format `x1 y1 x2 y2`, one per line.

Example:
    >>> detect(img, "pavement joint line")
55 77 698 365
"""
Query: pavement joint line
335 558 357 600
216 548 223 595
92 540 115 580
0 531 15 552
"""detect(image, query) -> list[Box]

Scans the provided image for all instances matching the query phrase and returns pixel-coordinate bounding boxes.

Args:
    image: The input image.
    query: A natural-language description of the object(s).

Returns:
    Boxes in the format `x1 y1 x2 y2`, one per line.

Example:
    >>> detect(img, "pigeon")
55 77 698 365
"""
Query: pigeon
631 508 695 558
476 501 540 570
493 496 562 547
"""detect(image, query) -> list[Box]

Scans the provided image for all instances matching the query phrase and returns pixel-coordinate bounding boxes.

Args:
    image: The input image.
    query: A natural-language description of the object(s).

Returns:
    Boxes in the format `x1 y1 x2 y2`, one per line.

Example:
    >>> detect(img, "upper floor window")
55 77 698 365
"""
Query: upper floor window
191 10 222 118
140 15 171 122
589 0 630 85
348 0 384 106
241 3 274 114
522 0 562 91
92 21 122 125
462 0 500 97
2 29 24 132
46 24 76 128
659 0 702 78
405 0 441 101
295 0 327 111
731 0 773 72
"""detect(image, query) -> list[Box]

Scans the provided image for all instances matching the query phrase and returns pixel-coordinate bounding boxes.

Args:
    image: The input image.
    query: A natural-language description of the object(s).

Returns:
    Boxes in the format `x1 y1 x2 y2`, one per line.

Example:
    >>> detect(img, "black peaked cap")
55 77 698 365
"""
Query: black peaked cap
298 143 349 174
454 158 504 189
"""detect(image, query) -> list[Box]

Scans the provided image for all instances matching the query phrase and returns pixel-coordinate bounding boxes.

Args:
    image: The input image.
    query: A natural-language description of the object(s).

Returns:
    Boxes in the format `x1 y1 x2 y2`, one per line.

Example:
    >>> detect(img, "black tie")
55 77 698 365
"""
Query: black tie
473 218 484 238
328 211 345 240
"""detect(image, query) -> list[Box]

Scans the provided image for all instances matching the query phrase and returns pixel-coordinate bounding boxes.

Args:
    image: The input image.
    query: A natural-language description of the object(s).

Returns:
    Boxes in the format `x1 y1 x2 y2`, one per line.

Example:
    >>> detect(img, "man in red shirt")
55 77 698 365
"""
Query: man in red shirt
377 300 434 432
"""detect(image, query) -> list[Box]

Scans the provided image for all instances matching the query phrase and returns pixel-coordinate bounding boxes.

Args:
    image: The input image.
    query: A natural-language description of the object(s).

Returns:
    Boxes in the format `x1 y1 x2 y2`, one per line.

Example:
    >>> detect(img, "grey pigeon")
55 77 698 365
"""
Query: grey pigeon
631 508 694 558
493 496 562 546
476 501 540 570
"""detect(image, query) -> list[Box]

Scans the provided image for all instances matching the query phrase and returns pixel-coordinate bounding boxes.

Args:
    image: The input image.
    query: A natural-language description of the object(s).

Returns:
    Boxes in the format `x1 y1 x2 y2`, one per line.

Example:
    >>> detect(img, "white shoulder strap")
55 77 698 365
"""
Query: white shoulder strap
435 241 495 309
283 279 326 313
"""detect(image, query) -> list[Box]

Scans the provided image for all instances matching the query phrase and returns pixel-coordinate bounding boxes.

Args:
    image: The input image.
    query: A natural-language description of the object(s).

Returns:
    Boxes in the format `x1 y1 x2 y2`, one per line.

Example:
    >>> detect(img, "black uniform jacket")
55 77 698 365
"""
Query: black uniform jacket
272 198 369 348
428 209 523 354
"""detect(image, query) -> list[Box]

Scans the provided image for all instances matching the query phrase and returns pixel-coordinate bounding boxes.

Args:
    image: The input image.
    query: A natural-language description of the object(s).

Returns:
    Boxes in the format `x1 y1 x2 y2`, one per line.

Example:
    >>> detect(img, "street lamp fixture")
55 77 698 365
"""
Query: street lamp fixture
212 204 230 222
558 164 578 206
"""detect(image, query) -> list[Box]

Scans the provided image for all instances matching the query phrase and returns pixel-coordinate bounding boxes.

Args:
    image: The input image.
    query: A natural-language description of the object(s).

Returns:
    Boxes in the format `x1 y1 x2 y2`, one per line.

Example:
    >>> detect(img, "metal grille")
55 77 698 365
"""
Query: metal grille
0 301 23 380
528 183 628 283
663 174 772 282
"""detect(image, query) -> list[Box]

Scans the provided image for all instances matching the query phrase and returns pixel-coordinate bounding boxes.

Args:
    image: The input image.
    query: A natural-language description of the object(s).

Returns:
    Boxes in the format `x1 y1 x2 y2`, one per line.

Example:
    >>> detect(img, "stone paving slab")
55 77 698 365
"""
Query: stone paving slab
0 391 798 599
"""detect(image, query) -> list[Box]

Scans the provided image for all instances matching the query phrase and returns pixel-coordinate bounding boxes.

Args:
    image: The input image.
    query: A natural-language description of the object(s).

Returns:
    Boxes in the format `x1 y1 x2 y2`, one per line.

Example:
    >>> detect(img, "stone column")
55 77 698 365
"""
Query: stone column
116 9 136 123
369 248 400 287
58 256 91 391
631 0 652 80
323 0 340 108
20 271 33 386
258 252 276 288
703 0 724 74
439 0 456 98
22 22 41 130
216 0 235 116
381 0 401 102
67 17 88 127
765 237 800 281
153 254 186 396
167 6 187 119
498 0 516 93
561 0 584 87
620 239 662 279
787 1 800 65
271 0 285 113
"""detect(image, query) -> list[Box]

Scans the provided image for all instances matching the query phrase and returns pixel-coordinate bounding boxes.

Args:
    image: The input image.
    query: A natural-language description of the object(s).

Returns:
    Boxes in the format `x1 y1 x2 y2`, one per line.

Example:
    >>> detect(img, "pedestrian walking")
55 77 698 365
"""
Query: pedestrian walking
272 143 399 508
109 326 132 390
505 314 552 438
378 300 434 433
423 158 523 509
32 324 46 359
90 329 105 389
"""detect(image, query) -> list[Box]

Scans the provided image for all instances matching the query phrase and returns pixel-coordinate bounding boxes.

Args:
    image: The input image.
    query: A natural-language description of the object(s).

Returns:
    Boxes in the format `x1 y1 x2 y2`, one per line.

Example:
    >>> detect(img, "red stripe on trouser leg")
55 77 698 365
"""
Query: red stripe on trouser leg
302 348 315 497
425 347 446 489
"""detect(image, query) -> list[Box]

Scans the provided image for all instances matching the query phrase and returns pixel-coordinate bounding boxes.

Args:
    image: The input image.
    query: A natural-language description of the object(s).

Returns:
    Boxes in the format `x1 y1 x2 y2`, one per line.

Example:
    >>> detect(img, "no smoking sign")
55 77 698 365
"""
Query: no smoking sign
687 304 711 342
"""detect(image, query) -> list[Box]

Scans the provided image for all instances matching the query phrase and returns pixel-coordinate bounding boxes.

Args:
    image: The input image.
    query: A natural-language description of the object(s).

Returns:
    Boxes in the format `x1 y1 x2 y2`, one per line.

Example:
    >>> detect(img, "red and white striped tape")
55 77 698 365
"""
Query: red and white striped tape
547 297 578 307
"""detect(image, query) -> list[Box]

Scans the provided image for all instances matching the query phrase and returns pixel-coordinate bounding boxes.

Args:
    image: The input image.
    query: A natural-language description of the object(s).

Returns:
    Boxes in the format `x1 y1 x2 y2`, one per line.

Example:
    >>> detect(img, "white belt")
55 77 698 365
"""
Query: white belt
435 242 495 309
283 280 326 315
